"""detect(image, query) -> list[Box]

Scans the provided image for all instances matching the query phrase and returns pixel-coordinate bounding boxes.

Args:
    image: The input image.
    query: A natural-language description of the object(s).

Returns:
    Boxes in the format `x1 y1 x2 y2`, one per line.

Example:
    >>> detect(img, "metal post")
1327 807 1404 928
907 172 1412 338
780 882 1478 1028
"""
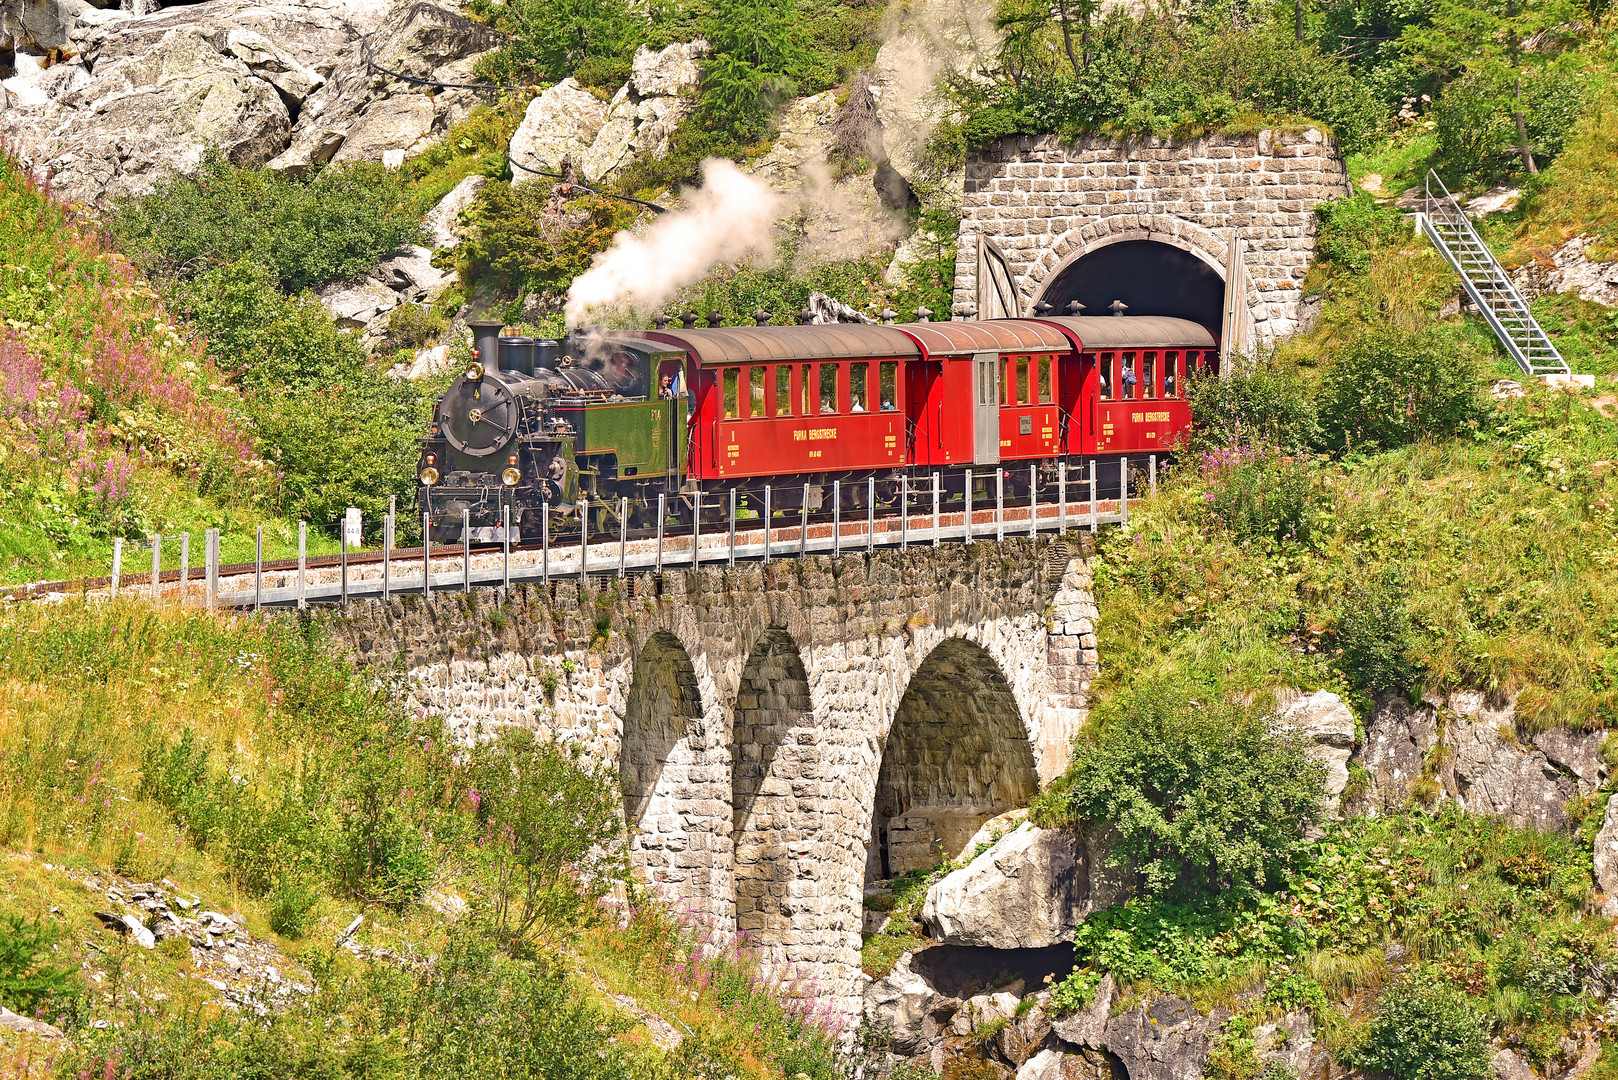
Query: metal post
932 472 940 548
656 495 665 572
582 497 590 578
800 483 809 557
995 469 1004 542
384 514 393 601
867 476 875 553
502 505 511 591
965 469 973 544
900 475 909 551
205 530 217 611
692 491 701 568
151 534 161 601
342 524 350 605
423 512 431 598
1150 453 1157 494
1059 460 1067 533
461 508 470 592
1121 456 1129 524
728 488 736 568
179 532 189 606
1089 460 1098 533
620 497 629 578
112 537 122 598
762 486 771 563
297 521 307 609
542 503 550 585
254 526 263 612
1030 463 1038 538
833 480 841 557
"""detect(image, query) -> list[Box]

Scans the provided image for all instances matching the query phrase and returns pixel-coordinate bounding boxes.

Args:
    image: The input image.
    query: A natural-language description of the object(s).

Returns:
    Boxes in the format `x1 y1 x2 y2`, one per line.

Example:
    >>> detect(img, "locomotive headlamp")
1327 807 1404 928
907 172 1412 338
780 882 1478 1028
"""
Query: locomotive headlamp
465 362 483 381
419 466 440 485
501 467 521 486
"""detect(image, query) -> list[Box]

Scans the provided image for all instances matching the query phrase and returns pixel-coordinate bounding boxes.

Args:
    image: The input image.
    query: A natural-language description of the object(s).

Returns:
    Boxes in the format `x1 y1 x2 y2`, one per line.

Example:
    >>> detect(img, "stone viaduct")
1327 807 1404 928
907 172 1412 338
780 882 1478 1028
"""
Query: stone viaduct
951 128 1352 344
318 538 1098 1018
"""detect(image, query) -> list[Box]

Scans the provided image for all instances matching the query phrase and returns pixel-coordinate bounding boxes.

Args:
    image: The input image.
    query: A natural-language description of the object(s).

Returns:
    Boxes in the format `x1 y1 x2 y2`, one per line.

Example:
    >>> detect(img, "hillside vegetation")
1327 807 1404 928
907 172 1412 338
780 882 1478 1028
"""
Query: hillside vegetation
0 599 851 1079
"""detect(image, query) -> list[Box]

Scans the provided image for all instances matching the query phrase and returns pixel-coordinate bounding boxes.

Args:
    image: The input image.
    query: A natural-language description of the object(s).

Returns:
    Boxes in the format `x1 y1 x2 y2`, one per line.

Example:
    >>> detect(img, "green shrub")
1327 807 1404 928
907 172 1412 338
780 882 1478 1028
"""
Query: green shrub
1354 974 1492 1080
169 258 370 391
470 0 646 88
467 729 627 948
0 914 78 1015
1054 681 1327 897
386 302 447 352
113 154 423 294
1189 363 1321 455
1263 971 1331 1016
1333 569 1422 697
267 876 319 939
1203 449 1317 545
1434 66 1587 183
456 184 640 300
1321 328 1488 452
1314 192 1410 277
1049 968 1102 1014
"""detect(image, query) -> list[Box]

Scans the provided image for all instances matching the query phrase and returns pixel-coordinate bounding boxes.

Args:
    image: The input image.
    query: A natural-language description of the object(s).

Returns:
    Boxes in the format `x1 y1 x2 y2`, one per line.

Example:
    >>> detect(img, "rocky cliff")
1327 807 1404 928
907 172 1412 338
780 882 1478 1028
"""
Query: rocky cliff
0 0 497 205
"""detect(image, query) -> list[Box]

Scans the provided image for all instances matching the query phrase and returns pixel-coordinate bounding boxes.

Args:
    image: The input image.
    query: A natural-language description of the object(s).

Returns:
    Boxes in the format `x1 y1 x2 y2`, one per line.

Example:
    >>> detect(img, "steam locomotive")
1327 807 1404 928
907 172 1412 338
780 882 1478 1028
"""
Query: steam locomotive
417 314 1220 543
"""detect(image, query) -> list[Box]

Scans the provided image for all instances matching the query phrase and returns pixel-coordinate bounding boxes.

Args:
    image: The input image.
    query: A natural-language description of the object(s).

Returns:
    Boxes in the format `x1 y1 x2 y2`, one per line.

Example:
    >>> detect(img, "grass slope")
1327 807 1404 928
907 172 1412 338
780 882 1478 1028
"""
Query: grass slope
0 599 849 1079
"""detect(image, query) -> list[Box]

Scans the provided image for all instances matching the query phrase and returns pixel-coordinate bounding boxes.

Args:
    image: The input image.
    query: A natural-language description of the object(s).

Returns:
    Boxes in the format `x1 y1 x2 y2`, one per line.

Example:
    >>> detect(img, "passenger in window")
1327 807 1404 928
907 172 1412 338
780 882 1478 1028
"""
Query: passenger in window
659 374 676 399
1163 365 1176 397
1121 358 1138 398
850 398 865 413
880 397 896 411
1098 363 1111 399
822 395 838 413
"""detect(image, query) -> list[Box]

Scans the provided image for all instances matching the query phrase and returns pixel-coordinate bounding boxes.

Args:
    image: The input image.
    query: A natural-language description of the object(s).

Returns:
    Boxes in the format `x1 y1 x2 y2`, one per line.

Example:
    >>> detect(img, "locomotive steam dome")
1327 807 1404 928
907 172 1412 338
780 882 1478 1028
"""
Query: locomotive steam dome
440 375 519 457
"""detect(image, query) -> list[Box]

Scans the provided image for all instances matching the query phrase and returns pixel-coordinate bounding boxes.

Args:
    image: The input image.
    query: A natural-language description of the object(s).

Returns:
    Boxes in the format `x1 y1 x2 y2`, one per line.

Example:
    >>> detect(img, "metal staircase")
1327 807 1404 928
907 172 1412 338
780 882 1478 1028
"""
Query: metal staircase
1415 169 1569 379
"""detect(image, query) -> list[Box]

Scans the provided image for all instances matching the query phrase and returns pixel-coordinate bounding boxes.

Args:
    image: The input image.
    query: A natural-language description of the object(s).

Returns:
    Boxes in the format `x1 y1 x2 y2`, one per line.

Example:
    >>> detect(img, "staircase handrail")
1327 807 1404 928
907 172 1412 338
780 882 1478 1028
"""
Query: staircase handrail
1417 169 1568 378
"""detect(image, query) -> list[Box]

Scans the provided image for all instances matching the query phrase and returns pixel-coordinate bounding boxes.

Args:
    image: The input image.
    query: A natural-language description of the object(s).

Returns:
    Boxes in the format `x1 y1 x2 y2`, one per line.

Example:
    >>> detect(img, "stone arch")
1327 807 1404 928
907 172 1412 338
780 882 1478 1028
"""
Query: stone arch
1028 220 1228 329
867 637 1042 881
730 627 813 946
620 630 722 906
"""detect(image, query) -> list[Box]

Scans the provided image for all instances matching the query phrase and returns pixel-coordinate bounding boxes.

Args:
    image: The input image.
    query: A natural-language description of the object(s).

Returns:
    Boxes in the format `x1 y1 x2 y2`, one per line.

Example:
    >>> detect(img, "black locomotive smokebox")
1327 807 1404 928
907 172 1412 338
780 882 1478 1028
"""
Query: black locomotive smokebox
499 336 535 375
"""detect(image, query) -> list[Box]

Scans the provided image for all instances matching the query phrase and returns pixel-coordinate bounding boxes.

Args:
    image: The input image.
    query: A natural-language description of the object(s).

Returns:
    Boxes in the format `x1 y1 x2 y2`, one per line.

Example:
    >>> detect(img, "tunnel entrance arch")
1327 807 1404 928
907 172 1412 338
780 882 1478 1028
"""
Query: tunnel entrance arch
868 638 1041 883
1031 236 1227 331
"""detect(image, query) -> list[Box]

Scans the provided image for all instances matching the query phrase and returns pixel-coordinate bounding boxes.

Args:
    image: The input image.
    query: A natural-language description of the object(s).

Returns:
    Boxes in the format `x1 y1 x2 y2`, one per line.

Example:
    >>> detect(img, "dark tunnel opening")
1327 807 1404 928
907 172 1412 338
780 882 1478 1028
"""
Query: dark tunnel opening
1035 240 1226 332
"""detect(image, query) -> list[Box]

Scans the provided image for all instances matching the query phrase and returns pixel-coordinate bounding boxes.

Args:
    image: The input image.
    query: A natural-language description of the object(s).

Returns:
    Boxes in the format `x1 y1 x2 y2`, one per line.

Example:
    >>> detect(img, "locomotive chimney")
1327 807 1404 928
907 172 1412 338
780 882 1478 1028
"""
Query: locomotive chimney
469 319 503 376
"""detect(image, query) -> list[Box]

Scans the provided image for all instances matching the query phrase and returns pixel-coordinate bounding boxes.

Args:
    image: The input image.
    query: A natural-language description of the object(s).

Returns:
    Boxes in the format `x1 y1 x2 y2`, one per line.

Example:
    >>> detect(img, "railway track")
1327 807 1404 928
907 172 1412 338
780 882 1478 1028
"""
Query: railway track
6 478 1137 607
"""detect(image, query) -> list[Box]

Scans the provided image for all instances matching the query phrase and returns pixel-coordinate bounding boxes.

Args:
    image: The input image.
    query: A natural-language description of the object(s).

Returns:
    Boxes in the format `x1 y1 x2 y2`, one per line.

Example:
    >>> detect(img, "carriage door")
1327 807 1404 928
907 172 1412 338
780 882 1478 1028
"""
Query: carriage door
972 351 1000 465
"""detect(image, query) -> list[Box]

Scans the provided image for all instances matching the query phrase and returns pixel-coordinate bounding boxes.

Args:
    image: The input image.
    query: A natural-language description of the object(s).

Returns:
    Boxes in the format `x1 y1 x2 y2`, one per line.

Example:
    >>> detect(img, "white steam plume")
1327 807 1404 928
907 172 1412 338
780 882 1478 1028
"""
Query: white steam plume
564 159 784 324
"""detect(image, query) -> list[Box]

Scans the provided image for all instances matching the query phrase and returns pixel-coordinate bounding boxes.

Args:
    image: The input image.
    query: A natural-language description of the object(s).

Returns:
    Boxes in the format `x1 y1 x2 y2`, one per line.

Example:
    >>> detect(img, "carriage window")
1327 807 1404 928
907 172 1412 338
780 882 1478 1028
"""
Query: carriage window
801 363 813 414
820 363 840 413
851 362 869 412
879 361 898 410
1143 353 1156 399
1037 355 1052 403
775 365 792 416
1000 357 1011 404
1097 354 1112 400
1121 353 1137 400
1164 353 1178 398
749 366 766 416
1014 357 1028 406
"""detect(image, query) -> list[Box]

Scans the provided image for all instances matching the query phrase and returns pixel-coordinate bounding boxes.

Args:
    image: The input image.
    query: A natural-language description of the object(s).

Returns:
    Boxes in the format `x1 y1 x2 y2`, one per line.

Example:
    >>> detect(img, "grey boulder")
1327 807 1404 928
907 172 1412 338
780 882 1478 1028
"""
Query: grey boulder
508 77 608 182
921 823 1128 950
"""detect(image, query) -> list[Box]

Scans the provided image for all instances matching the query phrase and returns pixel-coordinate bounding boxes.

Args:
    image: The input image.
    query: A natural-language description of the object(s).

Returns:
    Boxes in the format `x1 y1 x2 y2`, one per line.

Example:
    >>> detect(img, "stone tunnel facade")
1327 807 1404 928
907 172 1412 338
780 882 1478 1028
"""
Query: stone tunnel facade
952 128 1351 341
318 539 1099 1018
